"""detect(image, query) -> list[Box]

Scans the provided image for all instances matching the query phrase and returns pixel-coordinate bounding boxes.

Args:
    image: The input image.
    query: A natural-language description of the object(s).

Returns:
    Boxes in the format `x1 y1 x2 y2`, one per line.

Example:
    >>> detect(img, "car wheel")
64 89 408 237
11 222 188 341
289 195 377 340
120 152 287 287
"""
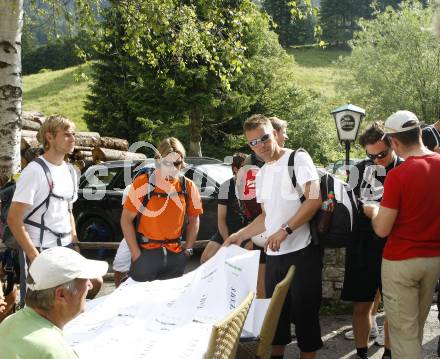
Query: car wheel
78 216 115 259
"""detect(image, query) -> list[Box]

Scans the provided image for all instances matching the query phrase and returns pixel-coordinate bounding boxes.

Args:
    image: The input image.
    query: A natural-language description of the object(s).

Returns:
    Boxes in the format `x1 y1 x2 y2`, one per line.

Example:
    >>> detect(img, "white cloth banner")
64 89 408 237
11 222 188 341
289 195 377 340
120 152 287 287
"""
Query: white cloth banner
65 246 260 359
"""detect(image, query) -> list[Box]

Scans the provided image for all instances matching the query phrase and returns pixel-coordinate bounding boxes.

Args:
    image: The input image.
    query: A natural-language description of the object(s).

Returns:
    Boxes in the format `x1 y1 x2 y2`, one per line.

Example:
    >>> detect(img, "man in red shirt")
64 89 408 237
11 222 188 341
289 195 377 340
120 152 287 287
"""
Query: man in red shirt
364 110 440 359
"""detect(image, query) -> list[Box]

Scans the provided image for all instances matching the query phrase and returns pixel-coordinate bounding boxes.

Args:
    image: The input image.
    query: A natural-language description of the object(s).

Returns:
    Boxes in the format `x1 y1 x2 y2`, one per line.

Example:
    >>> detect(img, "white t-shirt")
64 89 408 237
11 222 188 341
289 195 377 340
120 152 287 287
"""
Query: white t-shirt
12 156 78 248
256 149 319 256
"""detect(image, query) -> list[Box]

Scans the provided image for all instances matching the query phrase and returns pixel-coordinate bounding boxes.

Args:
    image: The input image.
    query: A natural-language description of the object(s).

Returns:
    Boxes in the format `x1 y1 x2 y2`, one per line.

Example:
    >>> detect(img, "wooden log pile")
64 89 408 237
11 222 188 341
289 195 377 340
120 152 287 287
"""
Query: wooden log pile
20 111 145 172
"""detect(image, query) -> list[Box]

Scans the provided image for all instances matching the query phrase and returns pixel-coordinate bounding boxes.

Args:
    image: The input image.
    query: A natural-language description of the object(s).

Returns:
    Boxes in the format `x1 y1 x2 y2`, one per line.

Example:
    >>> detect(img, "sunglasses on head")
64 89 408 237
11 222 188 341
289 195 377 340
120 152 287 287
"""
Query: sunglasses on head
248 133 271 147
366 148 389 160
162 159 183 168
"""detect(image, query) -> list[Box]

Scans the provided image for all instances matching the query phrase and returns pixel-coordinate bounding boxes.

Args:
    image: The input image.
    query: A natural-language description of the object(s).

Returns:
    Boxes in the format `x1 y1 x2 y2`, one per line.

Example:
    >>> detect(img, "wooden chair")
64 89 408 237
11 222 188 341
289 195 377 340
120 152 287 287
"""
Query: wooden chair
205 291 255 359
236 266 295 359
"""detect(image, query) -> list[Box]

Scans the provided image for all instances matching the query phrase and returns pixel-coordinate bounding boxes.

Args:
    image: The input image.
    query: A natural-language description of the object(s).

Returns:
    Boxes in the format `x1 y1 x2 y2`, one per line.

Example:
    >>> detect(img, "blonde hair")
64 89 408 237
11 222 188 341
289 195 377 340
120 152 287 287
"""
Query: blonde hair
154 137 186 165
268 116 287 133
37 115 75 151
243 114 273 133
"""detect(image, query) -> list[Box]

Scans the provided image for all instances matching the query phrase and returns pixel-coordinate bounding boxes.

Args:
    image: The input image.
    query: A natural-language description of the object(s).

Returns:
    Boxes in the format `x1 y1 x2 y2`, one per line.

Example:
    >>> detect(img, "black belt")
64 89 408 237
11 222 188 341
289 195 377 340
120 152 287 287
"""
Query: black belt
139 236 182 246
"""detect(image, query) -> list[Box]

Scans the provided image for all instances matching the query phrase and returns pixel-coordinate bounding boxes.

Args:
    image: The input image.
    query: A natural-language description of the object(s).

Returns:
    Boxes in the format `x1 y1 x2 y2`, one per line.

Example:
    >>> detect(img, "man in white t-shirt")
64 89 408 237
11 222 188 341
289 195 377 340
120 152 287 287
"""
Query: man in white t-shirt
7 115 102 298
225 114 323 359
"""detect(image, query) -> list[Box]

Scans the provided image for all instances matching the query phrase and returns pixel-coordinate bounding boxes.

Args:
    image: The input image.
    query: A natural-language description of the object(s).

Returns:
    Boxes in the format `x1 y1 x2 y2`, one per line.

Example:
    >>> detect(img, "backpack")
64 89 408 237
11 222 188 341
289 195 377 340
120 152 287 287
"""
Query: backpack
0 158 77 250
238 153 264 221
133 167 189 245
288 149 358 248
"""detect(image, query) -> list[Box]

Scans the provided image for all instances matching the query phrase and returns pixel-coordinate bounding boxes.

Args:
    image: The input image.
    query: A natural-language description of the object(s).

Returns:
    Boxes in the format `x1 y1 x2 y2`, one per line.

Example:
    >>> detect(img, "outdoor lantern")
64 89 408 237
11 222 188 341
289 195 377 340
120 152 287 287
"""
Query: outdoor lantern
331 103 366 167
331 104 365 142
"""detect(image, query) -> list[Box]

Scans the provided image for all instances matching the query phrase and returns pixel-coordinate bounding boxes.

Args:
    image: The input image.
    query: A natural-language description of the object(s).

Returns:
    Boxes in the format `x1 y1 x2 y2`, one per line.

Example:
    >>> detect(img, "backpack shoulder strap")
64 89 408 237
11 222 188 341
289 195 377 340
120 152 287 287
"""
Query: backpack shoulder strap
33 158 54 193
67 163 77 203
288 148 307 203
433 126 440 147
25 158 54 220
180 175 188 212
136 172 156 234
25 158 55 248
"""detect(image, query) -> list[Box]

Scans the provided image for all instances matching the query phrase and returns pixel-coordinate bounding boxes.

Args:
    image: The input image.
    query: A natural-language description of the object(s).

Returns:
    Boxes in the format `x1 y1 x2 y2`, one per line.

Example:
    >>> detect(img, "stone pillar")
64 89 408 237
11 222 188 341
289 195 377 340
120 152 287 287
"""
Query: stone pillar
322 247 346 299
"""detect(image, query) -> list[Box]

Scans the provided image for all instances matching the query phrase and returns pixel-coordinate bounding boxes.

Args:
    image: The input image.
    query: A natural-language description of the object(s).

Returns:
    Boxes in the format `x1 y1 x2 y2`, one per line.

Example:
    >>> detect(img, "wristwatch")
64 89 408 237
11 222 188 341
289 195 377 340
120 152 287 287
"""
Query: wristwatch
185 248 194 256
281 224 293 235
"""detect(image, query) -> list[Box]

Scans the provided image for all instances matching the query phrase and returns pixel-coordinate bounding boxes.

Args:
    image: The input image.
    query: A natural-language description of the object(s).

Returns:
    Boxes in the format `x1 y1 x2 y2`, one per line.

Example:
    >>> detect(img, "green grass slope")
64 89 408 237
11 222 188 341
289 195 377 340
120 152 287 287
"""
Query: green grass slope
22 49 351 133
289 48 350 104
23 65 91 131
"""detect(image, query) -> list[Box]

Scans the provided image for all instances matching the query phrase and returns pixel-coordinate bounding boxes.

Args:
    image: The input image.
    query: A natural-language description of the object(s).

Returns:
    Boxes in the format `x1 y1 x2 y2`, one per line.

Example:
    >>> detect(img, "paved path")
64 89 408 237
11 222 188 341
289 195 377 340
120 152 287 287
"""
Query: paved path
285 309 439 358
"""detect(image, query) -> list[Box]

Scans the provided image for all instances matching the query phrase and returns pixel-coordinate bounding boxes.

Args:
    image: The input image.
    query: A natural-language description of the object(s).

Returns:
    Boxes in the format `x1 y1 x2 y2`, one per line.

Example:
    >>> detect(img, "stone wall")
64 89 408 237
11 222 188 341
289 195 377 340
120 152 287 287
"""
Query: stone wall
322 248 346 299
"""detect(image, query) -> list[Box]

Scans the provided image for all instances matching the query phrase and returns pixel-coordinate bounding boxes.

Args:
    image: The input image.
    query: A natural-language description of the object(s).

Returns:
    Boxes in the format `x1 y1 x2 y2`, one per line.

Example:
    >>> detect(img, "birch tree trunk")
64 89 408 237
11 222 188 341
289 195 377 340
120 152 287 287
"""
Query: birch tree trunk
189 109 202 157
0 0 23 186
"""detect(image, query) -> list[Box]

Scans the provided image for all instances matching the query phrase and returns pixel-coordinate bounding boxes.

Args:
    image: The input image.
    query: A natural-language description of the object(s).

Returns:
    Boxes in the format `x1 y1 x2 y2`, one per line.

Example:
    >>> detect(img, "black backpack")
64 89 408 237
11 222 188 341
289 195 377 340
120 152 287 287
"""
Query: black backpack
288 149 358 248
0 158 77 250
133 167 188 244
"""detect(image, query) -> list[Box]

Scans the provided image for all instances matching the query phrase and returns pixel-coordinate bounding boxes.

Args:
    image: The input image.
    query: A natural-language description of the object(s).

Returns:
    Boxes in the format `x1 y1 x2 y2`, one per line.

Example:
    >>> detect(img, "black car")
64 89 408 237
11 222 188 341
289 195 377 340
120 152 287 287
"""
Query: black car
73 157 233 247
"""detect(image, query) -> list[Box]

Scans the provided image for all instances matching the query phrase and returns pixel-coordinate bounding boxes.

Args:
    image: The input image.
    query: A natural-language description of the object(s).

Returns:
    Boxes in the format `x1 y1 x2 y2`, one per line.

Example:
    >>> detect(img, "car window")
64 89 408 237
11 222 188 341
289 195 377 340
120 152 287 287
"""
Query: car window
80 166 120 190
184 168 208 190
192 164 233 186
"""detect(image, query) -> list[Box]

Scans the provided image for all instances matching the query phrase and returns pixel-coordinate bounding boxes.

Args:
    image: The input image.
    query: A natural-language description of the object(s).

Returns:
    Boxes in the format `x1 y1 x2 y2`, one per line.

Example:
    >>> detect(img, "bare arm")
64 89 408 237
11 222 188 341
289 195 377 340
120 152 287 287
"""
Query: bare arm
120 208 141 261
286 180 322 230
69 211 80 252
185 215 199 250
363 204 398 238
217 204 229 241
7 202 39 262
265 179 322 252
0 280 6 314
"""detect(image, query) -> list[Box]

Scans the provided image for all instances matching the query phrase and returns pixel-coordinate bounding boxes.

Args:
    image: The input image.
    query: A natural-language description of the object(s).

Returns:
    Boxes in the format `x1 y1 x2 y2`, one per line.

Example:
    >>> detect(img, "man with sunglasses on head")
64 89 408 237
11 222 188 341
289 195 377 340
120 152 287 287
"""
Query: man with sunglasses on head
341 122 402 359
225 114 323 359
363 111 440 359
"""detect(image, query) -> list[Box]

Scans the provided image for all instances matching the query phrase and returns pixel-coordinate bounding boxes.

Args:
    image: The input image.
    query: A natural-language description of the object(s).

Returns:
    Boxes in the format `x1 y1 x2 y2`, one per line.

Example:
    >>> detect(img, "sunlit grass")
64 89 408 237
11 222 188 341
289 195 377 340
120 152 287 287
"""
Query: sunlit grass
289 47 350 100
22 65 92 131
22 48 352 135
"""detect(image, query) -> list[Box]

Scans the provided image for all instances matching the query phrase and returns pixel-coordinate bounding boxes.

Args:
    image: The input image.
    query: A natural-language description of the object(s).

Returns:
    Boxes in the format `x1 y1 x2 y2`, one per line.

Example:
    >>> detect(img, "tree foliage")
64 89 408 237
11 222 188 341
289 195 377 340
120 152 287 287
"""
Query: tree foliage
341 1 440 123
85 0 335 162
319 0 376 45
262 0 317 46
319 0 429 45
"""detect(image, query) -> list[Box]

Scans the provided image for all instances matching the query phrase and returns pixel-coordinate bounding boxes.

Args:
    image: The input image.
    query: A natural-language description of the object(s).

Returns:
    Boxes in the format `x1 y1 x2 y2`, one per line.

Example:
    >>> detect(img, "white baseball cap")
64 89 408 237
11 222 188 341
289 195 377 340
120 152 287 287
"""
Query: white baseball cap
384 110 420 135
28 247 108 291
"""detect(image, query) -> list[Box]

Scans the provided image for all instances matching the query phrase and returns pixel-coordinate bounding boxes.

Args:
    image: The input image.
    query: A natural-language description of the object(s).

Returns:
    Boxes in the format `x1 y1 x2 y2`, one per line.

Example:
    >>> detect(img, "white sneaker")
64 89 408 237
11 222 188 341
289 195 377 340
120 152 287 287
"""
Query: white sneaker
370 322 380 338
344 326 380 340
344 329 355 340
374 328 385 346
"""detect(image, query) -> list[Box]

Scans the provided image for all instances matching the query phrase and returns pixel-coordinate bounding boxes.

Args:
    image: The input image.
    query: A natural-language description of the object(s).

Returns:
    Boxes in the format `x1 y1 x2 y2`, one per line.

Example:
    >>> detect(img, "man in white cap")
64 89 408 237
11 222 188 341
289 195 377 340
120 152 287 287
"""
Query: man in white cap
363 110 440 359
0 247 108 358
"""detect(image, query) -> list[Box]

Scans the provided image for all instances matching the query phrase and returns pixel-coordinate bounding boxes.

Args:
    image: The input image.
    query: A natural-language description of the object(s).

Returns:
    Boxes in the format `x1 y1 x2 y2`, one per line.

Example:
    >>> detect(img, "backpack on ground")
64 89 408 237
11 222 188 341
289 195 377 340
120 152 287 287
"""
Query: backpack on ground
288 149 358 248
133 168 189 245
0 158 77 250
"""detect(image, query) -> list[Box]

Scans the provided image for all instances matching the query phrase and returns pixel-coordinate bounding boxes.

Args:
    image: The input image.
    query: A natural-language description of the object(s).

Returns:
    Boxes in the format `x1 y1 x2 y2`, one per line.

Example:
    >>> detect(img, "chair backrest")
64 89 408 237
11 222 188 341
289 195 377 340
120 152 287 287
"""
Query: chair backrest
256 265 295 358
205 291 255 359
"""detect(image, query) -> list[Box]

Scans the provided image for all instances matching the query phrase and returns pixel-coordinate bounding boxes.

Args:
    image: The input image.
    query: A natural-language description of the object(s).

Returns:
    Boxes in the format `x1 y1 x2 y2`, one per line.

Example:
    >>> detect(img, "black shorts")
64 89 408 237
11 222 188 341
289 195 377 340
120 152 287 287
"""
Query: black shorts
265 244 323 352
129 248 187 282
253 244 266 264
209 232 224 245
341 233 385 302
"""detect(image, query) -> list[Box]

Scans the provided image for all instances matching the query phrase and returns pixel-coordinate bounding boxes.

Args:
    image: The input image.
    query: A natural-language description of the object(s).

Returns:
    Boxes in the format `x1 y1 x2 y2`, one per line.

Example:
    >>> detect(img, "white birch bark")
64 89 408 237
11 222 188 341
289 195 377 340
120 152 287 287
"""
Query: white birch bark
0 0 23 186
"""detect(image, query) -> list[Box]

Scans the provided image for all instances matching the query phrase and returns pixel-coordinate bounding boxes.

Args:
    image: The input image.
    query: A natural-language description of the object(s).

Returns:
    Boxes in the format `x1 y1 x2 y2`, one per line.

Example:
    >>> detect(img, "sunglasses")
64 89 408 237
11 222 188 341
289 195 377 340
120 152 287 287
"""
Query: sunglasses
161 159 183 168
366 148 389 160
248 133 271 147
